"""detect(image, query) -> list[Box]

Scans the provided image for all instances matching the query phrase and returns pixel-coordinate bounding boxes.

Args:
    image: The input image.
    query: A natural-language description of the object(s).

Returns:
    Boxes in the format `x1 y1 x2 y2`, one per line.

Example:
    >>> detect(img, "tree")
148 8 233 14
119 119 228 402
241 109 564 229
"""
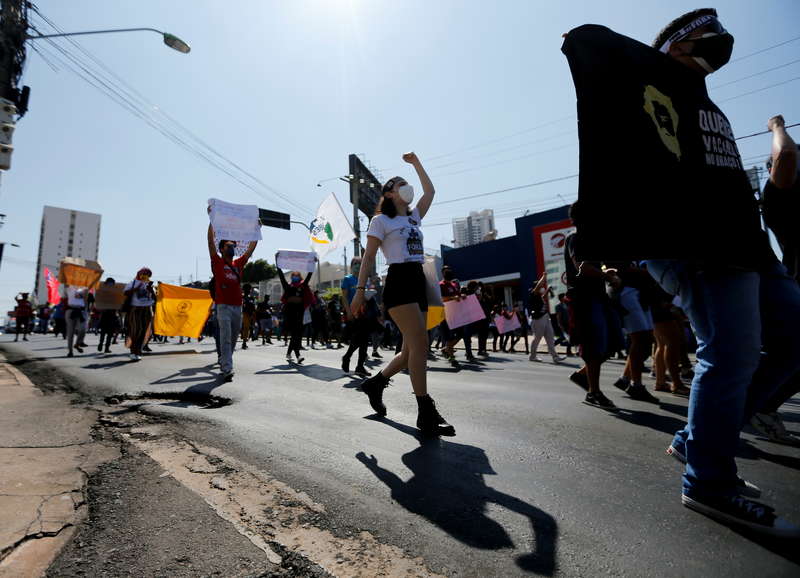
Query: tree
243 259 276 283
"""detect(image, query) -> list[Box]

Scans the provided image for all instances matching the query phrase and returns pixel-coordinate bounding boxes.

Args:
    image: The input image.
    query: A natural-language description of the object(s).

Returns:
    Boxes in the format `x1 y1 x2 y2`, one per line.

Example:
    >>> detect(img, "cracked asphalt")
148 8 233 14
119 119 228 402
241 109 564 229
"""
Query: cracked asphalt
2 334 799 577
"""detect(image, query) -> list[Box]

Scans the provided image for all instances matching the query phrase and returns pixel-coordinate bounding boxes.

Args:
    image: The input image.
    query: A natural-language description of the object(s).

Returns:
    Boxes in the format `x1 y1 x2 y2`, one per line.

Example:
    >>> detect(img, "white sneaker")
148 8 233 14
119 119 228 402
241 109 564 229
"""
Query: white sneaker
129 353 139 362
529 355 544 362
751 412 800 445
552 355 567 363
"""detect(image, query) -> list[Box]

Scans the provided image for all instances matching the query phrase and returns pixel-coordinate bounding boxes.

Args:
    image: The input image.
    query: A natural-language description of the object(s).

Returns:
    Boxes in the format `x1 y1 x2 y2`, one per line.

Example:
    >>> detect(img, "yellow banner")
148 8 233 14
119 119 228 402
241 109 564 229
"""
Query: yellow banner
154 283 213 338
426 305 445 331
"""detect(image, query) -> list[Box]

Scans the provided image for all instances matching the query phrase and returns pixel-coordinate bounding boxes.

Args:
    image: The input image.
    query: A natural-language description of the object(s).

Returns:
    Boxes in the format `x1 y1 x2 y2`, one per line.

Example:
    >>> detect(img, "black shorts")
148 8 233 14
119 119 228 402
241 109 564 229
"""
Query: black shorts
383 262 428 312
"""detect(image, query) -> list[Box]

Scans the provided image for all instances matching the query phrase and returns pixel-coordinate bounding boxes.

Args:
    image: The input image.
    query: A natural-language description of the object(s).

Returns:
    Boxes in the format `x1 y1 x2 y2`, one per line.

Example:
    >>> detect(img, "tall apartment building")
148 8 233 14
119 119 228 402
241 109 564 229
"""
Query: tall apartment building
452 209 495 248
34 206 101 301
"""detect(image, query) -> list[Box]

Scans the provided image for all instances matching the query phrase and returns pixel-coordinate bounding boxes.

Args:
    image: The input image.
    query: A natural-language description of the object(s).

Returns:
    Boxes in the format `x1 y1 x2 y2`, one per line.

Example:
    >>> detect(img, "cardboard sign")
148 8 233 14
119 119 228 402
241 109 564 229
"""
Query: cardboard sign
58 257 103 289
494 313 521 335
276 250 316 273
94 283 127 311
444 294 486 329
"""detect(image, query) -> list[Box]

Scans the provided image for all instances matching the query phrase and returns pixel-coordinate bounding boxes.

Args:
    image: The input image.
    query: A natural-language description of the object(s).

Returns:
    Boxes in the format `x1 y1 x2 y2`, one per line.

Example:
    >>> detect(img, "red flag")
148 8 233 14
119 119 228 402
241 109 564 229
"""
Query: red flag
45 267 60 304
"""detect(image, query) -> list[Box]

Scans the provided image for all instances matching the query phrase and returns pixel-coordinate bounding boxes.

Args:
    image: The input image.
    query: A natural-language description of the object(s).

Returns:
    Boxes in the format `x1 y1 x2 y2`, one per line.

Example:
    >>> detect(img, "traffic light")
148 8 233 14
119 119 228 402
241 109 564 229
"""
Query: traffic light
0 98 17 171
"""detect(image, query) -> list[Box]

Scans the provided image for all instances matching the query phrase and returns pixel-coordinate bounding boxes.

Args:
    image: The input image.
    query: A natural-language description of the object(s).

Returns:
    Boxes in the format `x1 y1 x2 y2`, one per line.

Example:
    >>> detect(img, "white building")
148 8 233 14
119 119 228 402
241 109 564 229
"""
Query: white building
34 206 101 301
452 209 495 248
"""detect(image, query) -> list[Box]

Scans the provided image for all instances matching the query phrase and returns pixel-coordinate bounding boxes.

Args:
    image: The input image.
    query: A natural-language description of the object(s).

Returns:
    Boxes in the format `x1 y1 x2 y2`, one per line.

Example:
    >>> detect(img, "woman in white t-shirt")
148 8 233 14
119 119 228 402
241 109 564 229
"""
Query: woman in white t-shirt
349 152 455 436
124 267 156 362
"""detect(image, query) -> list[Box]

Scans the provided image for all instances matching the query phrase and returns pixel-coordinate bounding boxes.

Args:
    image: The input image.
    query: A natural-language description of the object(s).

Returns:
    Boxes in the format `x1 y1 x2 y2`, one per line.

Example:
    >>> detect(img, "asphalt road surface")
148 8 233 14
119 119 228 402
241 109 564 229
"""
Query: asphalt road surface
4 334 799 577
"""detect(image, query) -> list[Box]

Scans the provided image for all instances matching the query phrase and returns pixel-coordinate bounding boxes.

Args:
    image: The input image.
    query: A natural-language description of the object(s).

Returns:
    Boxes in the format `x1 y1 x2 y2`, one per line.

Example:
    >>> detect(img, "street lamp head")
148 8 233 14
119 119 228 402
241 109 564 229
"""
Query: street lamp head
163 32 191 54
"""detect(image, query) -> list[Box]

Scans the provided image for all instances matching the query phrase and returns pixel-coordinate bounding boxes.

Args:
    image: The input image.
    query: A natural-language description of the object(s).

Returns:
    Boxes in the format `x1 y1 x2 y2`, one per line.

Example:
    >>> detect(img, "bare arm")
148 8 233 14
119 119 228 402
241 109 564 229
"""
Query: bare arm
207 224 217 259
241 240 257 262
768 115 798 190
350 236 381 315
405 152 435 219
303 271 314 286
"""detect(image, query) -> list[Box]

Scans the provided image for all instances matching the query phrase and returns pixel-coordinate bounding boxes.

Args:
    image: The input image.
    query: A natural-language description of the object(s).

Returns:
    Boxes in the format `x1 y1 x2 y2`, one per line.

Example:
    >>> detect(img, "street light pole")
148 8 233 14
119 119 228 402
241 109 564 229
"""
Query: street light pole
27 27 191 53
0 242 20 273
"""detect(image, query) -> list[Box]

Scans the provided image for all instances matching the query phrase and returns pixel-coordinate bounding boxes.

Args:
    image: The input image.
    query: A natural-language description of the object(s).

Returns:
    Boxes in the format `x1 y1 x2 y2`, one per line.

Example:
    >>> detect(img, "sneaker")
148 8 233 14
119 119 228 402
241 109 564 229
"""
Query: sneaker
75 346 84 354
104 347 111 354
552 355 567 363
465 354 477 363
750 412 800 446
372 351 382 358
142 345 152 353
129 353 139 362
569 371 589 391
296 356 304 365
529 355 544 362
341 358 351 373
681 494 800 538
286 355 293 363
416 395 456 436
67 351 74 358
242 342 248 350
626 383 660 403
613 377 630 391
666 444 761 498
97 344 103 352
360 373 388 416
584 391 616 409
354 365 371 377
222 372 234 382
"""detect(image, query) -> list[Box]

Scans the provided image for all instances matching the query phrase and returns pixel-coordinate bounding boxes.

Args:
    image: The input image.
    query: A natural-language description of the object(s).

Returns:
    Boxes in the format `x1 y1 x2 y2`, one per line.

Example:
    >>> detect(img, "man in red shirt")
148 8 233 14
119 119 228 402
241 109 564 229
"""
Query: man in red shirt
207 223 257 381
14 292 33 342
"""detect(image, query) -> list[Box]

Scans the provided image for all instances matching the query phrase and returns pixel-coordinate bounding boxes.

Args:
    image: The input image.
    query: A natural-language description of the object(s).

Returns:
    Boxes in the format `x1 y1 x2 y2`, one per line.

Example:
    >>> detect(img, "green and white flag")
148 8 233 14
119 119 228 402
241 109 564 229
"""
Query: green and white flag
310 193 356 258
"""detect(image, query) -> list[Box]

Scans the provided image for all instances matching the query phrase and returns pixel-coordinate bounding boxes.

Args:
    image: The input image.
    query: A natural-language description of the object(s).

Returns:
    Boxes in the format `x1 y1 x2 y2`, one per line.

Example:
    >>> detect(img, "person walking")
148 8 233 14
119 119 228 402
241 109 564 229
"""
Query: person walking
240 283 256 350
63 285 88 357
256 299 273 345
97 278 121 354
276 265 315 364
340 257 372 376
13 292 33 342
124 268 155 362
208 218 257 380
351 152 455 436
529 275 565 364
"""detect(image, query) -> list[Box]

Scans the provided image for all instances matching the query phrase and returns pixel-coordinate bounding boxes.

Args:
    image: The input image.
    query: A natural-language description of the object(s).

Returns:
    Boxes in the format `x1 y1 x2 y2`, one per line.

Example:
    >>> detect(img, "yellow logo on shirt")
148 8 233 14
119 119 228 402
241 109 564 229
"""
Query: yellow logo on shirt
643 85 681 160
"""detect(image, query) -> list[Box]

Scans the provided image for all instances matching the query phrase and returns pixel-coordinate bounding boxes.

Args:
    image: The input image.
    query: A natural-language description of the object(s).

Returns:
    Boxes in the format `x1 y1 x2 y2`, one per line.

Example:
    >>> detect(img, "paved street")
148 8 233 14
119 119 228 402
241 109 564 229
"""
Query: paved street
3 334 799 577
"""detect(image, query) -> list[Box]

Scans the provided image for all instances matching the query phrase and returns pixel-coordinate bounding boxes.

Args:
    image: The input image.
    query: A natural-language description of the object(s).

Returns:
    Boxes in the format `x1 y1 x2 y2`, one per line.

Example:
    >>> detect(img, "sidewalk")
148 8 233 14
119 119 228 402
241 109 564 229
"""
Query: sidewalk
0 353 118 577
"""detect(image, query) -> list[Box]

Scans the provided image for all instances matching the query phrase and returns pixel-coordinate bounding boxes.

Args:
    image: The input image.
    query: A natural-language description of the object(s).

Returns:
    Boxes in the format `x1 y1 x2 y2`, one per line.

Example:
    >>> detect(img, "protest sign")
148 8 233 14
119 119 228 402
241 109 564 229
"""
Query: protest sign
276 250 316 273
444 294 486 329
208 198 262 244
494 313 521 335
58 257 103 289
94 283 127 311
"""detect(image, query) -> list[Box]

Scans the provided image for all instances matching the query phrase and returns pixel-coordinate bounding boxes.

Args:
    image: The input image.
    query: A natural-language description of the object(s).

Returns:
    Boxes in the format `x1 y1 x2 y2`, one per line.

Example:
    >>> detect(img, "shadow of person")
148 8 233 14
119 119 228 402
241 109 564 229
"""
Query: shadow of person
184 378 224 397
611 407 687 436
357 418 557 575
150 364 218 385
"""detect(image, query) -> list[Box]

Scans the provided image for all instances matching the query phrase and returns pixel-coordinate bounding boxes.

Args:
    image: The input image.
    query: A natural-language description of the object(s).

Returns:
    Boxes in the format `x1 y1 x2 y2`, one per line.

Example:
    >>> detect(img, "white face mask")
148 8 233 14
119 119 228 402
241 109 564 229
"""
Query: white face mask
398 184 414 204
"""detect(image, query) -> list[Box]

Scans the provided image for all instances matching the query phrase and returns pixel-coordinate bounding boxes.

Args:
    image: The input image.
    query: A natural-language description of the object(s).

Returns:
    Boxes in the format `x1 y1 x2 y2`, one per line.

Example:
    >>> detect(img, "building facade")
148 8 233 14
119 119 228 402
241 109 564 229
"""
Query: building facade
442 205 571 307
34 206 101 301
452 209 495 248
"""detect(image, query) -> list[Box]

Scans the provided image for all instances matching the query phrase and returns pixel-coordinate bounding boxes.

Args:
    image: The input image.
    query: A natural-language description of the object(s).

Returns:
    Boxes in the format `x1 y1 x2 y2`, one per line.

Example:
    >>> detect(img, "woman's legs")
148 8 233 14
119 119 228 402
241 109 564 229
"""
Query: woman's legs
384 303 428 396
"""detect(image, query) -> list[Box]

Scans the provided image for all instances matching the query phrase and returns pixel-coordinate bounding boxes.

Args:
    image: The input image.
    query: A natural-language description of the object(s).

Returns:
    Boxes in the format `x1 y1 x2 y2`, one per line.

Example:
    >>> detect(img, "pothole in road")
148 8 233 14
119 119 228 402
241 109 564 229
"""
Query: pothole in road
104 392 233 409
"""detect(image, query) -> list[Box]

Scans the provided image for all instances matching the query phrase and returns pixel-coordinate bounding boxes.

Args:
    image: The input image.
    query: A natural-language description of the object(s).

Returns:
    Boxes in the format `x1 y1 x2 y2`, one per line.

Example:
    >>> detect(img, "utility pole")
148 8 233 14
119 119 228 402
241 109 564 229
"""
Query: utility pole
0 0 28 102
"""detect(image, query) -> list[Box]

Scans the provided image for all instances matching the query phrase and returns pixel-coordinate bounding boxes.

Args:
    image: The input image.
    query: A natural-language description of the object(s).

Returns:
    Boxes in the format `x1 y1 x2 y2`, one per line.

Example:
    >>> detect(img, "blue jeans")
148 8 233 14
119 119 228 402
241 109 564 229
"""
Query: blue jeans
216 304 241 374
647 259 800 498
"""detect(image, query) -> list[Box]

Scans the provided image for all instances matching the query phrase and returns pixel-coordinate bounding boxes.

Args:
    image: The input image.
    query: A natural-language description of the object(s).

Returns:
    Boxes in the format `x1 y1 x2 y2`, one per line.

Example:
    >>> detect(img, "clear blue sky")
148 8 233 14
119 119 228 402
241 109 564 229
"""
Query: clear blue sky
1 0 798 315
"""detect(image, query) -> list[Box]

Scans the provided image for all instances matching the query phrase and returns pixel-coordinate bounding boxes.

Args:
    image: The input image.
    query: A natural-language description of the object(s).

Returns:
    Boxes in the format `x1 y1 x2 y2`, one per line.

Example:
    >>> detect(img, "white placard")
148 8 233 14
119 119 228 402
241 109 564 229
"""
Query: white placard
208 198 262 243
276 250 317 273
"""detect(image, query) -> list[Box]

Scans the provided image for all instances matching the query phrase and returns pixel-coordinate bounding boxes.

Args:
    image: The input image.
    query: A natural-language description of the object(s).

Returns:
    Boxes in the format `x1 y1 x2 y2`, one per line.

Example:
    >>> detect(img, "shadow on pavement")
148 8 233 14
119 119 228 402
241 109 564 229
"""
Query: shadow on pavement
256 363 346 382
150 364 219 385
611 407 686 436
737 439 800 471
82 359 132 370
357 417 558 575
656 401 689 419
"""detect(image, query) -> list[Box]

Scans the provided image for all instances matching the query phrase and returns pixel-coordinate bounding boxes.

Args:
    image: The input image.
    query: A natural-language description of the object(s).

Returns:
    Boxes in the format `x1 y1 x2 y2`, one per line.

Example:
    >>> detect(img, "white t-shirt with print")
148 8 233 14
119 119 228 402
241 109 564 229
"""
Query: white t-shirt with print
125 280 155 307
367 207 425 265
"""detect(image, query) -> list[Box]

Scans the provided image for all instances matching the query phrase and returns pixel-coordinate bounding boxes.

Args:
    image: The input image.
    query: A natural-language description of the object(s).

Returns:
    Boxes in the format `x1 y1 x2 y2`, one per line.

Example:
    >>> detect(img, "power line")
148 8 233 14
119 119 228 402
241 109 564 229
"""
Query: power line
730 35 800 63
712 57 800 90
28 9 315 219
718 76 800 103
436 174 579 206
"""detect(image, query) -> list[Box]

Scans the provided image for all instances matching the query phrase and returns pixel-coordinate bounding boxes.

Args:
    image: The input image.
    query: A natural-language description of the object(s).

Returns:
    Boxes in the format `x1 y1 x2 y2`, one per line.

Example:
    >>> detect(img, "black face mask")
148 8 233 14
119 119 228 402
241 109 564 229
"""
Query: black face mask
689 33 734 73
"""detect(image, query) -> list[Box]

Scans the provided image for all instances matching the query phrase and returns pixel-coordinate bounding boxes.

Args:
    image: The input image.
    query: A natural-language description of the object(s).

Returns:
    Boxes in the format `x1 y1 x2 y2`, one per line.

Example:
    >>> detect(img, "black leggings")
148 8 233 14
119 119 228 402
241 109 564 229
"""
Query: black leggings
343 317 370 367
285 306 304 357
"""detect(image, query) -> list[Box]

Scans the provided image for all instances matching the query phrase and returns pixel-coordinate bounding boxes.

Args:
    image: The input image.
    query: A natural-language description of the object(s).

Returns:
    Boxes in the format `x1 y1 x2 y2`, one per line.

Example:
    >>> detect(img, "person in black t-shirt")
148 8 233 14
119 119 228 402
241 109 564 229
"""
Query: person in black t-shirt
240 284 257 350
565 7 800 530
750 115 800 446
